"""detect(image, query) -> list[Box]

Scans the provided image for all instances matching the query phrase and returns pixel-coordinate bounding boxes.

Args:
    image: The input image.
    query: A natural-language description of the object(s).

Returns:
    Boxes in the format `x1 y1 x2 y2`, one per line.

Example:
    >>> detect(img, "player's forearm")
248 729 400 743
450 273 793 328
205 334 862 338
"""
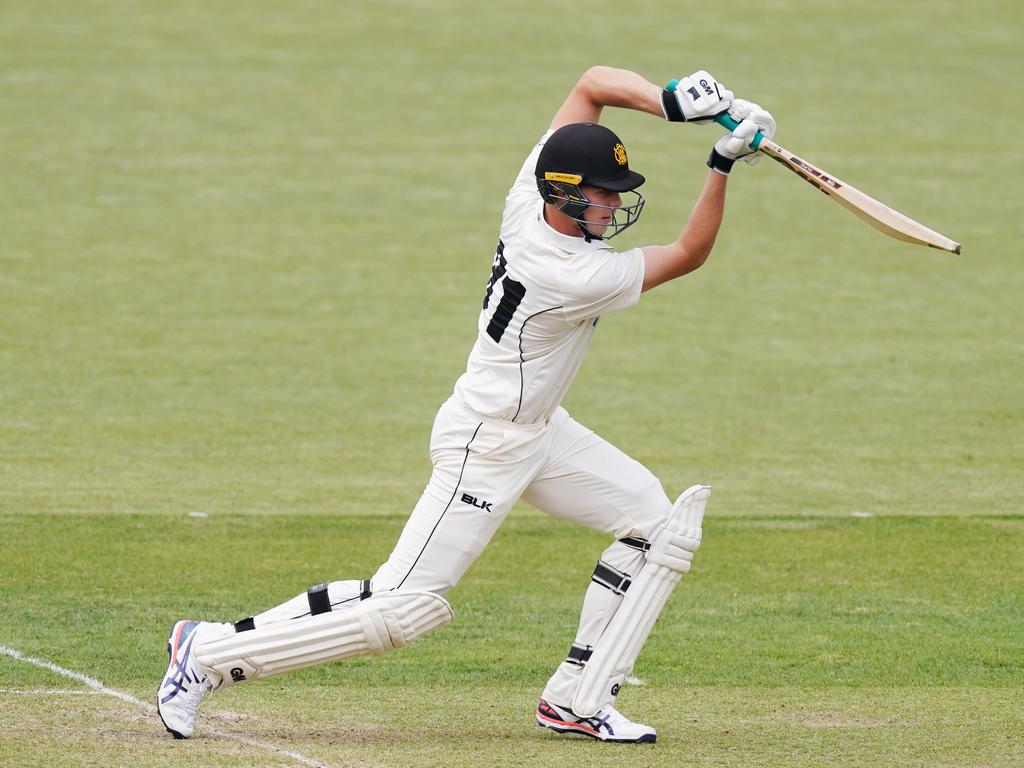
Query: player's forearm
576 66 664 118
641 170 727 291
678 170 728 265
550 66 663 129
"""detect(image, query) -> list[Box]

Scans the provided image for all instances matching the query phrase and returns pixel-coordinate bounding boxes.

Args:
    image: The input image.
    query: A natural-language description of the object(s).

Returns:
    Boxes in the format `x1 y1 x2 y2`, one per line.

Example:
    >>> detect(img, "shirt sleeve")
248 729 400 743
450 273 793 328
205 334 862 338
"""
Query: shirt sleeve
507 130 554 204
557 246 645 322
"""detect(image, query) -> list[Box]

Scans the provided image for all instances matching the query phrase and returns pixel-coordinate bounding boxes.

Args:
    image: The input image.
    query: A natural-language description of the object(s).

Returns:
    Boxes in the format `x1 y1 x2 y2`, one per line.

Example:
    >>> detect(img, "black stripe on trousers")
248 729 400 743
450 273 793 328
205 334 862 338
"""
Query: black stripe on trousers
396 421 484 590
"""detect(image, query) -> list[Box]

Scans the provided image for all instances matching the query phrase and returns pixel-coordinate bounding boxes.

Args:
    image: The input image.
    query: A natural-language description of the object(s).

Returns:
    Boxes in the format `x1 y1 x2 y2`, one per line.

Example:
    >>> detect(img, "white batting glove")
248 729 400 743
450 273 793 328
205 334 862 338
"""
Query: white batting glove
726 99 776 165
661 70 733 124
707 119 761 175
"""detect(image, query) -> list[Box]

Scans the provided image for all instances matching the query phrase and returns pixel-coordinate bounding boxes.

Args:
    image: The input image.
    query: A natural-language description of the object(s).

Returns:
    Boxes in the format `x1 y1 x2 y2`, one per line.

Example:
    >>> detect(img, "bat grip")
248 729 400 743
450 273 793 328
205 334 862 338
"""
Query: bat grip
713 112 765 151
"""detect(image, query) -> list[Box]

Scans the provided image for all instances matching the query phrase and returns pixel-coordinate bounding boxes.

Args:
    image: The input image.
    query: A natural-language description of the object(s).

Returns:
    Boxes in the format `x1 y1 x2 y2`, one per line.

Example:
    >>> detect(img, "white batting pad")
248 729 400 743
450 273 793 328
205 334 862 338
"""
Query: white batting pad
571 484 708 718
193 591 453 688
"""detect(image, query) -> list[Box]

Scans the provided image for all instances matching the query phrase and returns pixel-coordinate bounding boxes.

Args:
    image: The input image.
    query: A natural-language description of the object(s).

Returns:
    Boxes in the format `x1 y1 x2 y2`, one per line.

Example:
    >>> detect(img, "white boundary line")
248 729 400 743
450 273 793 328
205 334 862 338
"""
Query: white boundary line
0 688 107 695
0 644 333 768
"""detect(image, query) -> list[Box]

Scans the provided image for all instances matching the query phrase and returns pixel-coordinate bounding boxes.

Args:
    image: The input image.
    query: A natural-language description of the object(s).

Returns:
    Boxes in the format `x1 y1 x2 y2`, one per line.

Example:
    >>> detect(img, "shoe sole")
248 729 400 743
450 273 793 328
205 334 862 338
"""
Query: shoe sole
536 711 656 744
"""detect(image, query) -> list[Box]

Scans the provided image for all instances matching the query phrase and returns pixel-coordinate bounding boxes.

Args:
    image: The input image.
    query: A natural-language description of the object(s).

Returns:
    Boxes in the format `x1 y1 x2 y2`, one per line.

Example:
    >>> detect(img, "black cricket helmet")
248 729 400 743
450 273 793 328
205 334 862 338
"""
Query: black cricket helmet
534 122 646 240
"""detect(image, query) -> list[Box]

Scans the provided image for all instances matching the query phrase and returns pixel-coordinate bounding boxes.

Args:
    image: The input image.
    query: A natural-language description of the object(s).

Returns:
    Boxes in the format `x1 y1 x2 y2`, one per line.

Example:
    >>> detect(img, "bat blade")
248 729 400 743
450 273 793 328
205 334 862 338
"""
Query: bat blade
758 138 961 254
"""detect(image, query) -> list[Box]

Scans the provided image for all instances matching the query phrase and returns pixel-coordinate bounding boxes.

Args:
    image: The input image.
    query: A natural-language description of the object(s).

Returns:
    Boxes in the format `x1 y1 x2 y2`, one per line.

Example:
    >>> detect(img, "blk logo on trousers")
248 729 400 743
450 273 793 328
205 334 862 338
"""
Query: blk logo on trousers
461 493 493 512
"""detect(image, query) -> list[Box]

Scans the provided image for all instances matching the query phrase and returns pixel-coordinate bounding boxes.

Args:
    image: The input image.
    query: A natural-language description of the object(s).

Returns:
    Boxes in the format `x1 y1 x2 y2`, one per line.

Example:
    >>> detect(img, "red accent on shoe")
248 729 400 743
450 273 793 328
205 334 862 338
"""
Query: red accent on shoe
536 709 601 737
168 621 186 666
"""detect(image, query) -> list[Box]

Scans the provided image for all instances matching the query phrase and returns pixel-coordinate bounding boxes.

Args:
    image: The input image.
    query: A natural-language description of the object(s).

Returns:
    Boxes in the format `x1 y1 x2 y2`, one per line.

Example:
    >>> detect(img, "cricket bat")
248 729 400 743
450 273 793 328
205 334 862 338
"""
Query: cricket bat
714 113 961 254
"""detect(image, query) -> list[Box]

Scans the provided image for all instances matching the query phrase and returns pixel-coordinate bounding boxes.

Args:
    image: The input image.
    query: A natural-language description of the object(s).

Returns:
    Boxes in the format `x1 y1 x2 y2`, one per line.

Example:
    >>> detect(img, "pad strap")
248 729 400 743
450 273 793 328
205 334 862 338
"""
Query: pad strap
307 583 331 616
619 536 651 552
592 560 632 596
566 643 594 667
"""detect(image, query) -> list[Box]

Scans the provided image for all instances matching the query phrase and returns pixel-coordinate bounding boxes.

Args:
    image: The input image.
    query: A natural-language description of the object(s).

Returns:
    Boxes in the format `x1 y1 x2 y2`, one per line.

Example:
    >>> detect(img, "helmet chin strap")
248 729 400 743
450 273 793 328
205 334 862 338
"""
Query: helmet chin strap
554 198 602 242
577 221 602 243
549 188 611 243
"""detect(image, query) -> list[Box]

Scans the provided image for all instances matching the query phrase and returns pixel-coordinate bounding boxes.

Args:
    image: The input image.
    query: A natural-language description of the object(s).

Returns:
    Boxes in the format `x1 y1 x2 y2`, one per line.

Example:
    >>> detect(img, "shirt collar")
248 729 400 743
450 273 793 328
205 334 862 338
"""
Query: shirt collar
534 199 613 254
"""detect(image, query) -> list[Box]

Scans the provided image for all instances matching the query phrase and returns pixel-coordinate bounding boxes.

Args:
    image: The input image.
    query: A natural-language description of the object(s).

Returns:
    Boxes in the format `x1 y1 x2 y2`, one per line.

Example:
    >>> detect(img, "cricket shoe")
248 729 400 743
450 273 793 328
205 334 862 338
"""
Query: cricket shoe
535 698 656 743
157 620 212 739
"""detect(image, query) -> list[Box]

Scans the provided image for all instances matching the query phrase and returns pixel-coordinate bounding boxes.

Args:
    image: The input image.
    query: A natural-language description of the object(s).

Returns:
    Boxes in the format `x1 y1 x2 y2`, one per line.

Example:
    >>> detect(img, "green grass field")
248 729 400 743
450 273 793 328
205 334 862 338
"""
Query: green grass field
2 1 1022 766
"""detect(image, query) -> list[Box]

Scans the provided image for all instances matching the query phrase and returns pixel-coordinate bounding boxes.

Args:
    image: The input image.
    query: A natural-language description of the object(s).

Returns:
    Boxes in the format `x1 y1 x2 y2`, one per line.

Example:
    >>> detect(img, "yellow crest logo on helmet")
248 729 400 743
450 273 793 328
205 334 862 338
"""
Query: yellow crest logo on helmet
613 143 627 166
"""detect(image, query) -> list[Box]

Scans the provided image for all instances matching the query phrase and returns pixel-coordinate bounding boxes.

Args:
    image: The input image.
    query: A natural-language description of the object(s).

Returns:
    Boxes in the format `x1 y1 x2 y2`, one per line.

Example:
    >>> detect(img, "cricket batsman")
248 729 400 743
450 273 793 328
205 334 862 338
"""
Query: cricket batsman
158 65 775 743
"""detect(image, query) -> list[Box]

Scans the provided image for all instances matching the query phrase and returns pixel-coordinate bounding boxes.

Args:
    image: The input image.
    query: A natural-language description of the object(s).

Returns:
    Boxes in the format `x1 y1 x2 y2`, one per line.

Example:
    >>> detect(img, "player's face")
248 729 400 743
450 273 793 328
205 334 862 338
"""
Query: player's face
580 186 622 236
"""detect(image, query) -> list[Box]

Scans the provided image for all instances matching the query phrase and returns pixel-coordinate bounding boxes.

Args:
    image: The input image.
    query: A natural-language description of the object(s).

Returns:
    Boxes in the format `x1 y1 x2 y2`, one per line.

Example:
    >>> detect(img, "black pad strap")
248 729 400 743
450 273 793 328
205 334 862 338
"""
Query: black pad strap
234 616 255 633
566 643 593 667
619 536 651 552
662 88 686 122
307 582 331 616
592 560 632 595
359 580 372 601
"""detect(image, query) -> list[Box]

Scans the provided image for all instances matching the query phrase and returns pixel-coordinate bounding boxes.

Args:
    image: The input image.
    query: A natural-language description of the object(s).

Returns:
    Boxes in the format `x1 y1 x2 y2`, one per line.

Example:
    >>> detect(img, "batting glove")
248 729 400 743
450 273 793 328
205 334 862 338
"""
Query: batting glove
707 101 776 175
726 99 776 165
707 119 760 175
662 70 733 124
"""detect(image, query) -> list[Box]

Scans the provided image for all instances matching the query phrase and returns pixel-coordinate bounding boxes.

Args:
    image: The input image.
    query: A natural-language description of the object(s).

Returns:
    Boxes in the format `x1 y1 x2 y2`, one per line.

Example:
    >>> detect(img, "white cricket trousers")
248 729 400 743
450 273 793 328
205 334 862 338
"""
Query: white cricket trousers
243 396 676 708
372 396 674 707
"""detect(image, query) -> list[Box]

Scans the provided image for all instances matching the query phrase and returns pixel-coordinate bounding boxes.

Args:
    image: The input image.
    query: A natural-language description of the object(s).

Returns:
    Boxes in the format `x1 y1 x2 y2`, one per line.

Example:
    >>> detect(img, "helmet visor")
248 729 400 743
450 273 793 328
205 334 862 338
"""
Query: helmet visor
544 181 646 240
582 190 645 239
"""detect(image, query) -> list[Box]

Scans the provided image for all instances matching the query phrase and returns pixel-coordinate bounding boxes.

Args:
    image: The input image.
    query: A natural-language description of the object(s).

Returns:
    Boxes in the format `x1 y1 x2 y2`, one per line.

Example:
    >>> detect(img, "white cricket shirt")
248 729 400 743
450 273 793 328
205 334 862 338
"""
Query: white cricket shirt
452 131 645 424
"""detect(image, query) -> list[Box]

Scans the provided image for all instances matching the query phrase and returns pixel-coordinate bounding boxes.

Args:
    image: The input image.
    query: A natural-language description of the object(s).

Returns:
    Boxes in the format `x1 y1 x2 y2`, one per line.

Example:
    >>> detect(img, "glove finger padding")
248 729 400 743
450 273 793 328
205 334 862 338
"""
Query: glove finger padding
707 118 762 175
715 118 761 160
728 99 777 165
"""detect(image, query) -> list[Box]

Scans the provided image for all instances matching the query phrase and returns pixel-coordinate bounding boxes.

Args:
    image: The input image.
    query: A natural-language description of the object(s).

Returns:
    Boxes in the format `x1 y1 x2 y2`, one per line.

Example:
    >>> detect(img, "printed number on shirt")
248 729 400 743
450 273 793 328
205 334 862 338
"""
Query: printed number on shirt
482 240 526 344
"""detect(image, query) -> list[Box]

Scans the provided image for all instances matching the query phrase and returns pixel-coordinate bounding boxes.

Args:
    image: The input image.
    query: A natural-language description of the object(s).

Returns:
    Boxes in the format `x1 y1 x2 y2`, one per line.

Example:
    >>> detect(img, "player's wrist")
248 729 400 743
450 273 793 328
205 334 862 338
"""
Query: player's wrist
661 87 687 122
706 148 735 175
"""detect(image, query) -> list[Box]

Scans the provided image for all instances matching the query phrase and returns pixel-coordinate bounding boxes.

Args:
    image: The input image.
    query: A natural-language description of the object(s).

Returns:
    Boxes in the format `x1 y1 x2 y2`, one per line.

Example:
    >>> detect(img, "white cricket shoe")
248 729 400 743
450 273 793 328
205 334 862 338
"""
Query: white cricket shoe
536 698 657 743
157 620 212 739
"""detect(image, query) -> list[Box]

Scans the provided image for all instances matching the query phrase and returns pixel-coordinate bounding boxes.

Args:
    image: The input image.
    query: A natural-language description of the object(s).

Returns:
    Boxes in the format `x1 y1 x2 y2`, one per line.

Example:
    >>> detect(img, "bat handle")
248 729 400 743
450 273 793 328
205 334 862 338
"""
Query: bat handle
713 112 766 151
